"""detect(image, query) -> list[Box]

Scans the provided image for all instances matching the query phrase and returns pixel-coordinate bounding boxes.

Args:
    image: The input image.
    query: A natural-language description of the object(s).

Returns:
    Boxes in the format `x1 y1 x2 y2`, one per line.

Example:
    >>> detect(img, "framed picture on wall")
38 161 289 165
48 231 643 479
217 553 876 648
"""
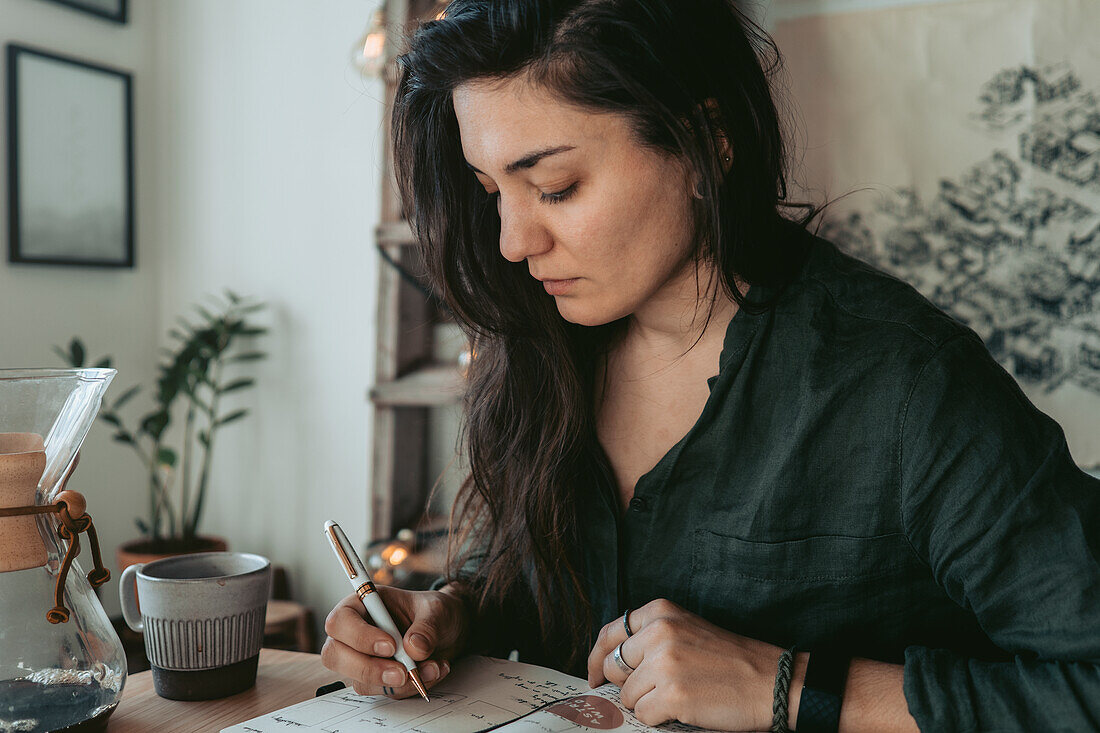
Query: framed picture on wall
39 0 128 24
6 44 134 268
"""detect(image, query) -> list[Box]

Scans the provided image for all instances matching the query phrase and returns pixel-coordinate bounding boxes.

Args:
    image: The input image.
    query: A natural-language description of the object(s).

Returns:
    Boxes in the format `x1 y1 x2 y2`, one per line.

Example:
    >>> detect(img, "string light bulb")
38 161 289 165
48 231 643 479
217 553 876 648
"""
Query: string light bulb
354 9 388 78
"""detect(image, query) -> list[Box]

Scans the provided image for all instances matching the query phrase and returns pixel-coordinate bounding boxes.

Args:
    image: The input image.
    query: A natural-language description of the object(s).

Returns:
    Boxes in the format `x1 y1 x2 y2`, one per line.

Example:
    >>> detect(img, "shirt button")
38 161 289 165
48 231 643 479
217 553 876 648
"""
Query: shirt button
628 496 648 512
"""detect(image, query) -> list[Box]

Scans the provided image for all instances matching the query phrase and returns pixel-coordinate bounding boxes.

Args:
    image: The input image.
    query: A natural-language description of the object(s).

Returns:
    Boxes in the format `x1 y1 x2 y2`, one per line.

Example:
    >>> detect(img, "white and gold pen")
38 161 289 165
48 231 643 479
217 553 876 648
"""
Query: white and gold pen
324 520 430 701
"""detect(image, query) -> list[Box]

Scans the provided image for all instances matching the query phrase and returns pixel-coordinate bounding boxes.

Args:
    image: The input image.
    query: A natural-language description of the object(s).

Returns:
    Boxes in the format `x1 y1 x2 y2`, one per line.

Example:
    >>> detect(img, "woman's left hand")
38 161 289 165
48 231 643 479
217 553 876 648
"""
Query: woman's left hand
587 599 782 732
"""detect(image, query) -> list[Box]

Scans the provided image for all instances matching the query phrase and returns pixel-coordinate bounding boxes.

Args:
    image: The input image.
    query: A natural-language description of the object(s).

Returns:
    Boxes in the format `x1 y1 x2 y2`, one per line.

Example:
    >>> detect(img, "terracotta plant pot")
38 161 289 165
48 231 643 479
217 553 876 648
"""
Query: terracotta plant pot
116 535 229 574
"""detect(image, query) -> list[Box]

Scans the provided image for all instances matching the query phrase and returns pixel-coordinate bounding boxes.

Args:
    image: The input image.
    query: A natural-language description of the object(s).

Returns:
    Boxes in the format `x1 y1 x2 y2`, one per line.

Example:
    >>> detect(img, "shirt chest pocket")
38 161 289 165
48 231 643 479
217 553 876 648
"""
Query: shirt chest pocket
687 528 920 652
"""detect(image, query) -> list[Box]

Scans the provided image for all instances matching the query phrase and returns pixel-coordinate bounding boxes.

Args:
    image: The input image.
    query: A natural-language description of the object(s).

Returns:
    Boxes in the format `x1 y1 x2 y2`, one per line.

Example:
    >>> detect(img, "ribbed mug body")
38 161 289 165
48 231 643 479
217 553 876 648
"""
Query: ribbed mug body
120 552 271 700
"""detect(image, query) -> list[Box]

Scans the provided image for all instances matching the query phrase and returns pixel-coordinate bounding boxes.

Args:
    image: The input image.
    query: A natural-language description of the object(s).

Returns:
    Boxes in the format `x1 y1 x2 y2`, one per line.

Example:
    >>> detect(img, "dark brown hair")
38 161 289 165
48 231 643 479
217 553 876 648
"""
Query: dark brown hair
393 0 811 673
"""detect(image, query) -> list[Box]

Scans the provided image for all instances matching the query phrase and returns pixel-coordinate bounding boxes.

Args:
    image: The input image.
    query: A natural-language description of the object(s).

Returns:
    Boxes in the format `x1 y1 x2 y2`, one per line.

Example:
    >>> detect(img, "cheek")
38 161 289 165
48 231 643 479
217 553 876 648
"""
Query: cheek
559 176 692 274
545 160 696 325
600 176 695 284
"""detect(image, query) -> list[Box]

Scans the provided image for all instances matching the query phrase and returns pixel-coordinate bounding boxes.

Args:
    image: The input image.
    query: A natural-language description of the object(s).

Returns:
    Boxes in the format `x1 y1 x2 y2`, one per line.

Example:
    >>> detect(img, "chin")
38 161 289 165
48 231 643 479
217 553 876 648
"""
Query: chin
553 298 630 328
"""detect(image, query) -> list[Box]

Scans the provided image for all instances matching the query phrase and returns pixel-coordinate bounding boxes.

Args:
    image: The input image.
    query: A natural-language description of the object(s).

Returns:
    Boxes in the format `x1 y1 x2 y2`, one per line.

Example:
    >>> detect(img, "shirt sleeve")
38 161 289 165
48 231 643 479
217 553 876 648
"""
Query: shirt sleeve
898 331 1100 731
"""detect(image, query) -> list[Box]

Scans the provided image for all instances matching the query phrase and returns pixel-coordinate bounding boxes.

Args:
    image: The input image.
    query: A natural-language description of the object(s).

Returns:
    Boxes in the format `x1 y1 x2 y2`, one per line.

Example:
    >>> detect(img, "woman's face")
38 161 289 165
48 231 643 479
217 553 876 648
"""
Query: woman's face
453 76 699 327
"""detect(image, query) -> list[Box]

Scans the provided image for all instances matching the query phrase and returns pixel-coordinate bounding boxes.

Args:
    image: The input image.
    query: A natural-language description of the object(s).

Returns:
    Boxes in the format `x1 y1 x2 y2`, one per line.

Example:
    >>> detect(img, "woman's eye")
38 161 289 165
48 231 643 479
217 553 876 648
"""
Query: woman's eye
539 183 578 205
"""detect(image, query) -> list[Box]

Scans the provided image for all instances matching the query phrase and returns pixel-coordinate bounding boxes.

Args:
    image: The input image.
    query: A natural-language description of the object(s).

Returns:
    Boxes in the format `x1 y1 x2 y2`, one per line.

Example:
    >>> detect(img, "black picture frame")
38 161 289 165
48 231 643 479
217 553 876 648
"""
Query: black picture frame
39 0 128 24
6 44 135 268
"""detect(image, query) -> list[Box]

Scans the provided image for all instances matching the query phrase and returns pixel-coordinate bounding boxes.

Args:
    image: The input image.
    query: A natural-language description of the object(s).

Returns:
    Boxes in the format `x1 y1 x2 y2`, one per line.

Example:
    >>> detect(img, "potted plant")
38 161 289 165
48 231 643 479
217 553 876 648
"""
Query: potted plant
58 291 267 569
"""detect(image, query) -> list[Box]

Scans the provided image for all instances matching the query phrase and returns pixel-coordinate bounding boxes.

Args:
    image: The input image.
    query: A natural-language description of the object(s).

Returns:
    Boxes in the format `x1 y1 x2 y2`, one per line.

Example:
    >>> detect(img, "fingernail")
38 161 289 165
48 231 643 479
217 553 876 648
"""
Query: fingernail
375 641 395 657
441 661 450 676
421 662 439 682
382 668 405 686
410 633 430 652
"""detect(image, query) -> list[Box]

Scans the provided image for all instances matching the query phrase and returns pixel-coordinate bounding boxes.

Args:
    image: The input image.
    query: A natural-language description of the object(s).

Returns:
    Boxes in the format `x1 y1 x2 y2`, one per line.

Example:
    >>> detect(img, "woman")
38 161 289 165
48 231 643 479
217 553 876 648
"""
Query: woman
322 1 1100 730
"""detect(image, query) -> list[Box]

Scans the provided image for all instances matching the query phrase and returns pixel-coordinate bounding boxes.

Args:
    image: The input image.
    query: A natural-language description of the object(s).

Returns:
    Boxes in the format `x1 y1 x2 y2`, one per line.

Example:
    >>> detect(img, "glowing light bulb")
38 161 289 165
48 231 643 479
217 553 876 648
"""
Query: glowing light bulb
354 10 387 77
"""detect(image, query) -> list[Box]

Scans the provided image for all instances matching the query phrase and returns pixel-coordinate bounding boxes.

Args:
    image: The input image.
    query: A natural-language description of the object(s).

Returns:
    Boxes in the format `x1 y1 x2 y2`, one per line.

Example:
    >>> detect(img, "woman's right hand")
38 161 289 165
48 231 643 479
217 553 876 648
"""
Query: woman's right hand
321 584 471 698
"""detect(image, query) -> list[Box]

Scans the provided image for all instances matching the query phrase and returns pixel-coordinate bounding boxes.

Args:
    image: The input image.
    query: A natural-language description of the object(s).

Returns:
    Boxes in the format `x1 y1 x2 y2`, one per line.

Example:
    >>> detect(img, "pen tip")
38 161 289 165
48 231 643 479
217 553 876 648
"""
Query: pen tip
324 519 337 530
409 668 430 702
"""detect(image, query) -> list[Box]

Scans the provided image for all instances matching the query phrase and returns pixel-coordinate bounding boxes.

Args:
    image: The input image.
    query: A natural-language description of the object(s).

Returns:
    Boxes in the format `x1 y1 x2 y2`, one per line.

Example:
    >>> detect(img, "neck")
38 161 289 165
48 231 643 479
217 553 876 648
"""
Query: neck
625 261 743 354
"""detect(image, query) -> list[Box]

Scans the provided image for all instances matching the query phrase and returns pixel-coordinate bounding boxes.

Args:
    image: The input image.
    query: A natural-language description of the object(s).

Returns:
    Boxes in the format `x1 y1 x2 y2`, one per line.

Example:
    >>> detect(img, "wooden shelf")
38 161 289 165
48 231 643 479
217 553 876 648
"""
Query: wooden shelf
370 0 461 542
376 221 416 248
370 364 465 406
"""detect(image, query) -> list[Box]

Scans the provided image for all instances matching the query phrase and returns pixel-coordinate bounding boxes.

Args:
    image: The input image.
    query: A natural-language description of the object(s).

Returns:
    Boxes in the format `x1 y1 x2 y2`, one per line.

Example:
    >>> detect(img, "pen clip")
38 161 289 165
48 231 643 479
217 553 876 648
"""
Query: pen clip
326 523 359 579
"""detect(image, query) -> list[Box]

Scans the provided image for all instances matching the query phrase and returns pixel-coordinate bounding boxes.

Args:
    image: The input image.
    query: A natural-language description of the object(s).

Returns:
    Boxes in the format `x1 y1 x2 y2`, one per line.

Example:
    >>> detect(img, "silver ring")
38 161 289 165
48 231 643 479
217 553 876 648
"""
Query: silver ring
612 641 635 675
622 608 634 638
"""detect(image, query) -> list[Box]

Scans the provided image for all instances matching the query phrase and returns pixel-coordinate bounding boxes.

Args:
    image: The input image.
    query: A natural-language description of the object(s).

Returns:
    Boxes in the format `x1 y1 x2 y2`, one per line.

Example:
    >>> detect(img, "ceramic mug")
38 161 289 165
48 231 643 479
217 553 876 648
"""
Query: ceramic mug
119 552 272 700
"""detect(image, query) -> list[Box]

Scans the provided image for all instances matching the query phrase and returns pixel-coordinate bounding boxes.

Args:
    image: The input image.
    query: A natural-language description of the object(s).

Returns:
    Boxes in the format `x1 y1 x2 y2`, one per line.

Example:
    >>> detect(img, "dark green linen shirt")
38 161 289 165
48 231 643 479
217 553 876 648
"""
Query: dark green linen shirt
466 228 1100 731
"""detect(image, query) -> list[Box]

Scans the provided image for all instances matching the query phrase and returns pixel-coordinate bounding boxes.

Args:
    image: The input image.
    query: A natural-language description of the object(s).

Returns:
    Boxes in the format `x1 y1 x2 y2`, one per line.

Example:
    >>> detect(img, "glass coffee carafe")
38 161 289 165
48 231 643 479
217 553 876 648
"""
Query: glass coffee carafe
0 368 126 733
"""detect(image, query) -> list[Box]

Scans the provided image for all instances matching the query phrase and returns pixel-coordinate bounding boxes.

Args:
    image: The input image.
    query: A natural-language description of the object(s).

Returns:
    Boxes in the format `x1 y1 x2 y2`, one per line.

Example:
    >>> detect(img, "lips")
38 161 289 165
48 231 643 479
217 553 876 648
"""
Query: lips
539 278 579 296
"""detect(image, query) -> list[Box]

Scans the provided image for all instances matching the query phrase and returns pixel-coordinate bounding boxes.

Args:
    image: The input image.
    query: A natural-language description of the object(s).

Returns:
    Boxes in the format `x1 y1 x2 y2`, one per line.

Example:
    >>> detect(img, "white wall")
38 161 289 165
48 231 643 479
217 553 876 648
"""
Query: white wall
1 0 384 634
150 0 384 634
0 0 162 615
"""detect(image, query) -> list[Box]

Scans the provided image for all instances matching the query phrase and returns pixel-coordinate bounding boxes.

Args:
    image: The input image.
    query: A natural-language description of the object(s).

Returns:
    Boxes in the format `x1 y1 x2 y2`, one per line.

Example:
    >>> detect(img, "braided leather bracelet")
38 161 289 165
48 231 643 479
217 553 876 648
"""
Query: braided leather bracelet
771 646 797 733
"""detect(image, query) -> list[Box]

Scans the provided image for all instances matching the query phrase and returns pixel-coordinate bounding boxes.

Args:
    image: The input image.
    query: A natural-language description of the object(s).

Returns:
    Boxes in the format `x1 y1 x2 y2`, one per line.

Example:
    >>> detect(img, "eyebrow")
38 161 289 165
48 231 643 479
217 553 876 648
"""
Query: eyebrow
466 145 576 176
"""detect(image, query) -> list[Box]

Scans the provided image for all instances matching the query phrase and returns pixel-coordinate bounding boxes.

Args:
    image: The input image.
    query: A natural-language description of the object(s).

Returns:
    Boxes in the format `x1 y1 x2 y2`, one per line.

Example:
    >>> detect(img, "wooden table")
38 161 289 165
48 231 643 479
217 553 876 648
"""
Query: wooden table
109 649 349 732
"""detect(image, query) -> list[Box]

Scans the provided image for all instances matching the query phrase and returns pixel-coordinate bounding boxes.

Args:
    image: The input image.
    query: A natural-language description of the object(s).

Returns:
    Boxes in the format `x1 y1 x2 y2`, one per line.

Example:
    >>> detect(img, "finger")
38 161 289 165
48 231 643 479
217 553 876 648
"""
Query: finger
320 636 413 690
415 658 452 689
587 617 627 686
347 657 453 699
633 686 674 728
403 618 438 662
628 599 683 635
601 631 646 688
618 665 656 710
375 658 453 699
589 602 677 686
325 598 403 657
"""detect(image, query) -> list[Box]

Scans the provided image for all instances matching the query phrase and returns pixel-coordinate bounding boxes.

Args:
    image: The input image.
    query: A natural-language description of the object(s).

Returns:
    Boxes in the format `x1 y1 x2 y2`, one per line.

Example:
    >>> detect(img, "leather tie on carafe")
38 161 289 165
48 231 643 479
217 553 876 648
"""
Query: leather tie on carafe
0 432 111 623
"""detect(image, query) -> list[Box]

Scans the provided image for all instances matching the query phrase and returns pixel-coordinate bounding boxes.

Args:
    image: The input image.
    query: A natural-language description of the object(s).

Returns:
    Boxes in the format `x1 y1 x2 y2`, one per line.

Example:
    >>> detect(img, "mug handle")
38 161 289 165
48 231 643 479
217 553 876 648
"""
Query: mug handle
119 563 145 632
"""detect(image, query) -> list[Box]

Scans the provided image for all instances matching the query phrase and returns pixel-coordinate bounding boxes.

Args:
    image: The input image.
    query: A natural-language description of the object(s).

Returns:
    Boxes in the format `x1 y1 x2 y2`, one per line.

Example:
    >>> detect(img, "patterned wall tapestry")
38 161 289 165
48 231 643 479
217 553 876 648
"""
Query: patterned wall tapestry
774 0 1100 469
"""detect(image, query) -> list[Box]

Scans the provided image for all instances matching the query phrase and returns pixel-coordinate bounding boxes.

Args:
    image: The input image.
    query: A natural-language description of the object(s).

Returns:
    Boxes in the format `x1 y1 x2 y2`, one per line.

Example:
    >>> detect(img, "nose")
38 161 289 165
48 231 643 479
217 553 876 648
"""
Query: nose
497 194 552 263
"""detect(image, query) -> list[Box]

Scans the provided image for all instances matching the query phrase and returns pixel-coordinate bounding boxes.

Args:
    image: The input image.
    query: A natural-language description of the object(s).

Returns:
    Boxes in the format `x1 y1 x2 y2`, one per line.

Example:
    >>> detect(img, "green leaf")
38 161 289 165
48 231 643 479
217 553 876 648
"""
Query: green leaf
238 327 268 337
135 517 149 535
70 339 85 368
198 430 210 447
53 345 72 365
225 289 241 304
113 385 141 410
113 431 134 444
236 302 266 314
216 409 249 427
196 305 217 323
187 366 212 387
140 412 170 440
100 413 122 428
94 356 113 369
218 378 255 394
227 351 267 363
169 328 190 341
157 447 178 468
190 395 213 415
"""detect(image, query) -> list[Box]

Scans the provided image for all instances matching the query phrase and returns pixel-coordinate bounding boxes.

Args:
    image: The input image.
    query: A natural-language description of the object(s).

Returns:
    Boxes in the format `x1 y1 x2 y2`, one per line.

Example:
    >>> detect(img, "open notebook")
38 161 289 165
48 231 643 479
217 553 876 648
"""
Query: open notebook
221 656 711 733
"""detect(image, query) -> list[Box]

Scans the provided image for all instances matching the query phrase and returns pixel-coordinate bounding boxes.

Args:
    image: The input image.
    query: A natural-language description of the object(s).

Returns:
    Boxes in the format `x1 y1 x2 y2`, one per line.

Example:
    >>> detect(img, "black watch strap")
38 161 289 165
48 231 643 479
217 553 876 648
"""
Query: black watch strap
797 648 850 733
